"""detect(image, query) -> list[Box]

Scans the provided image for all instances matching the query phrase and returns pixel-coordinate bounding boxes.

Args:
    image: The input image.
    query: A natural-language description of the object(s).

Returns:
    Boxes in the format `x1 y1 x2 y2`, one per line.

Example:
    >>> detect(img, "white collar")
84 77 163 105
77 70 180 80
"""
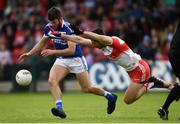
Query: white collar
61 19 64 28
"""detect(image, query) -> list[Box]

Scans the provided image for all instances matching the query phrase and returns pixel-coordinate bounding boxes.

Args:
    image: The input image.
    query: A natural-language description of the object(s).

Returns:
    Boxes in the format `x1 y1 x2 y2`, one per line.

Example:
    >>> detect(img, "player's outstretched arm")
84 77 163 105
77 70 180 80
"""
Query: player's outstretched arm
18 36 49 62
61 34 94 47
82 31 113 46
69 24 112 46
48 25 95 47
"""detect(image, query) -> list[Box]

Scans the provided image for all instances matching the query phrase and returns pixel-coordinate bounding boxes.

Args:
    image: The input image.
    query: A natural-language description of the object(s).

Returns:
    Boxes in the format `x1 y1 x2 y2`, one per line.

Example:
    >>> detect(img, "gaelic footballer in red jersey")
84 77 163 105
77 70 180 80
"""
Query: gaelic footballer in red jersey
49 26 174 105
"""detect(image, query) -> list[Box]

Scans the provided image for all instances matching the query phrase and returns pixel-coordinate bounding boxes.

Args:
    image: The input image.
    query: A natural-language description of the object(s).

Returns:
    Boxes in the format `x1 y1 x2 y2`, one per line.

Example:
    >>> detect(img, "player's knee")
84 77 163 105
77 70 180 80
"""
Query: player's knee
82 87 90 93
82 87 93 93
48 77 57 87
123 97 134 105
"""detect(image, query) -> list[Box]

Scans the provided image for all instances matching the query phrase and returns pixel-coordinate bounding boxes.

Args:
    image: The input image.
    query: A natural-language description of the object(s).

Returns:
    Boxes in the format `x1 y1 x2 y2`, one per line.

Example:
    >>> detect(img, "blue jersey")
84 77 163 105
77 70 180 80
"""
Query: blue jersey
44 21 83 58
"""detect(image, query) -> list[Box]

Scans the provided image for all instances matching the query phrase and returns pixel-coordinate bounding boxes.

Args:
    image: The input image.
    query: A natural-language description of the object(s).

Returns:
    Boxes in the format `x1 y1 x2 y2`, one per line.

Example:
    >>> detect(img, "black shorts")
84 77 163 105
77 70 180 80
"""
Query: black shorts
169 49 180 78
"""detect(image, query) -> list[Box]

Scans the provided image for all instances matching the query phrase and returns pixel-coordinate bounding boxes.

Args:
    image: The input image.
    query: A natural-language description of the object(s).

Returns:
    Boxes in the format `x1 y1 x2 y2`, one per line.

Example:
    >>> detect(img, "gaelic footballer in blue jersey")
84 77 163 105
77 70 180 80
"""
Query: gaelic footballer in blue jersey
18 6 117 119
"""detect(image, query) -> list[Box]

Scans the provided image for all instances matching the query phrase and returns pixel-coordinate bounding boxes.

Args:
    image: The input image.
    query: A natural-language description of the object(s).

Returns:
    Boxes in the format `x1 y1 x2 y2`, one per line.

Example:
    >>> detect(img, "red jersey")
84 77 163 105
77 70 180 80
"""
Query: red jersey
101 36 151 83
101 36 141 71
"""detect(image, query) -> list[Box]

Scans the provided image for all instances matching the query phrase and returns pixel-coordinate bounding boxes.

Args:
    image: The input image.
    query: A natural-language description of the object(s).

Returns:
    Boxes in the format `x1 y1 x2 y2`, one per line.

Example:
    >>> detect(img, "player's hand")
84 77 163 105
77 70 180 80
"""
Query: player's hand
41 49 56 57
48 26 62 37
18 52 31 63
70 24 84 35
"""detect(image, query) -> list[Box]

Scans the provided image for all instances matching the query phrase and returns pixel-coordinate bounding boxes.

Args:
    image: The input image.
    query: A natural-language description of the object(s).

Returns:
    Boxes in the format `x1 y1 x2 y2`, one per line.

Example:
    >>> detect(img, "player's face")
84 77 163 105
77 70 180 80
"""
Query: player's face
50 19 62 28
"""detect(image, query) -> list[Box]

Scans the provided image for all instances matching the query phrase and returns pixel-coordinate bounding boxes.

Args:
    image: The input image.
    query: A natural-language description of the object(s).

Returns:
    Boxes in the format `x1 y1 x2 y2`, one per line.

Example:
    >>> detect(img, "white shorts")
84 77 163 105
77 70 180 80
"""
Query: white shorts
54 56 88 73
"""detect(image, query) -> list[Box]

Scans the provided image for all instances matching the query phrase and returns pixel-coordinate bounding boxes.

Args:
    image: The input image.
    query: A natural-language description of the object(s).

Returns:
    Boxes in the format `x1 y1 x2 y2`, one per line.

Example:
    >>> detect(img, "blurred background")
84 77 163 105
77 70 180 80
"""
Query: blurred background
0 0 180 92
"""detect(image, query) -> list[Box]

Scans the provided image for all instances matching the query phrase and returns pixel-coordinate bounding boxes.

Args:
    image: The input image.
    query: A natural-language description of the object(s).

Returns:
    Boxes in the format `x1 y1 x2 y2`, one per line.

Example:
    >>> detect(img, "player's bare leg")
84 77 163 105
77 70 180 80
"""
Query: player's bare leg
76 71 105 95
76 71 117 114
48 65 69 118
123 82 146 104
123 77 174 105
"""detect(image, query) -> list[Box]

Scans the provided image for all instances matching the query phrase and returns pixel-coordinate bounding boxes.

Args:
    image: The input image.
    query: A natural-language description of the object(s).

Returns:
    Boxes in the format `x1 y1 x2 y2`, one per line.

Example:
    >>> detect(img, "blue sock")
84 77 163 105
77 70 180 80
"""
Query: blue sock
56 100 63 109
104 91 114 102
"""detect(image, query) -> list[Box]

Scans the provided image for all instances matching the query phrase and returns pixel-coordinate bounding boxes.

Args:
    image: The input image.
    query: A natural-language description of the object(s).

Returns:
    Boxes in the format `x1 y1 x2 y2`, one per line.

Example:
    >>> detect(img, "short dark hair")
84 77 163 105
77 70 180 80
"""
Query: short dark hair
47 7 62 21
93 28 105 35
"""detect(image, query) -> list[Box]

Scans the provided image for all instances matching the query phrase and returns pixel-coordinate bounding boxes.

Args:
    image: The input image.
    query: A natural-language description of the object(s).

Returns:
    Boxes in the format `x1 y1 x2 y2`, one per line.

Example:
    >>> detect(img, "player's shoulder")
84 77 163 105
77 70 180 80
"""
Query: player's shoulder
45 22 52 27
63 20 74 29
62 20 74 34
112 36 124 41
44 23 57 38
44 23 53 29
63 21 71 27
44 23 56 35
112 36 120 39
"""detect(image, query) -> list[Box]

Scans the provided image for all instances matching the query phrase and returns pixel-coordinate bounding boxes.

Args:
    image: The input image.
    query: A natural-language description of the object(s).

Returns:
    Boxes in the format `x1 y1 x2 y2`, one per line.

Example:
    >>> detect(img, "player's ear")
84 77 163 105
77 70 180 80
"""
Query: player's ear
59 18 63 22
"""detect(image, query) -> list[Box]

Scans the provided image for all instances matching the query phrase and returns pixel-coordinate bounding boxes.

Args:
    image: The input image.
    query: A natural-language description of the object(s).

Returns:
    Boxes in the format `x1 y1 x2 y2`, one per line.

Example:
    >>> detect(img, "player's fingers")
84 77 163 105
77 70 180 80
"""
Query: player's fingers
41 51 43 55
18 54 24 61
41 50 46 55
41 53 48 57
18 56 22 61
41 52 44 56
41 51 47 57
19 55 28 62
19 58 24 63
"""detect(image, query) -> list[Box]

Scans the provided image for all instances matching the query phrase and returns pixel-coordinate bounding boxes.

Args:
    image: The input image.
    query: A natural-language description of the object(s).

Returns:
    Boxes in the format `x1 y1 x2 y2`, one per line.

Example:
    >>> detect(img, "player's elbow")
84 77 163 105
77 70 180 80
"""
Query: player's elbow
67 49 75 55
99 35 111 45
101 36 107 41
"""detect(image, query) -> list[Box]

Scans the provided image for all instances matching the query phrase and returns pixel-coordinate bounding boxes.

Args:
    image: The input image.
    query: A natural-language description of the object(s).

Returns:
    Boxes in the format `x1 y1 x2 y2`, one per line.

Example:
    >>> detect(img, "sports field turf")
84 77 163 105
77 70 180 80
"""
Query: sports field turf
0 92 179 123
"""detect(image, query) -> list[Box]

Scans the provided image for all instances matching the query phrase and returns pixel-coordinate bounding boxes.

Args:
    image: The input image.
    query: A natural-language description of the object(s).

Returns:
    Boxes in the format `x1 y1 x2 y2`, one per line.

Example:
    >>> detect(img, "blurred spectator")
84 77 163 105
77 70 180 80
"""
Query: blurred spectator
166 24 175 42
129 2 143 21
139 16 150 36
0 34 12 79
137 35 156 60
13 23 25 47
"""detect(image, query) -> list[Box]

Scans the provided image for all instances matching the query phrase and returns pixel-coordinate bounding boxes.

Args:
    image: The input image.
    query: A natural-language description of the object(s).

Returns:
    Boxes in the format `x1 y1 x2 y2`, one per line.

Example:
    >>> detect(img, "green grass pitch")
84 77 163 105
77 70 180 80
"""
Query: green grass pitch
0 92 179 123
